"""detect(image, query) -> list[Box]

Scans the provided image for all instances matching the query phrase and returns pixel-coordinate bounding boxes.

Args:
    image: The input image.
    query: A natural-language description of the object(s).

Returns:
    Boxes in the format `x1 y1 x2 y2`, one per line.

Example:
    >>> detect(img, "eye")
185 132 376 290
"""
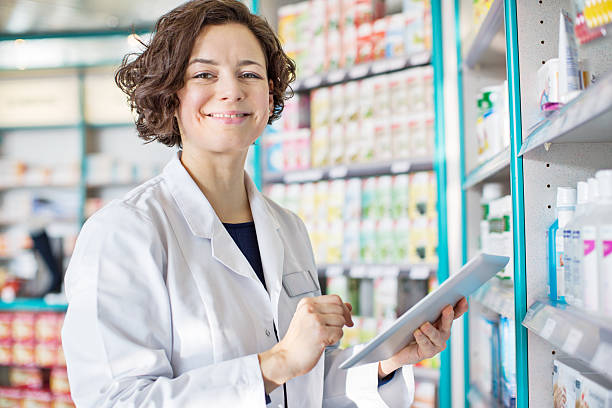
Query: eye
241 72 262 79
194 72 215 79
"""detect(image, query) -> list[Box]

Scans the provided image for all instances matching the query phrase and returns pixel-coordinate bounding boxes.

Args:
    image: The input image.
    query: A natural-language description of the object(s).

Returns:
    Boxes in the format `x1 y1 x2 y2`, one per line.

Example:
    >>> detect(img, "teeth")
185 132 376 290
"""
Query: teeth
209 113 247 118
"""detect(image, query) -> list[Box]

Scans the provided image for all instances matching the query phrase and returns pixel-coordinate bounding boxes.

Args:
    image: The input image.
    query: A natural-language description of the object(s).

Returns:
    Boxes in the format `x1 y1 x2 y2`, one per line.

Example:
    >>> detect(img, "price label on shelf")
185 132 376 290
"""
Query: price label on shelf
540 318 557 340
386 57 406 71
390 161 411 174
349 265 367 278
367 266 384 278
410 51 430 66
561 328 583 355
284 169 324 184
591 342 612 373
348 64 369 79
382 266 400 278
327 70 345 84
303 76 323 89
371 60 389 74
326 265 344 277
409 265 430 280
329 166 348 179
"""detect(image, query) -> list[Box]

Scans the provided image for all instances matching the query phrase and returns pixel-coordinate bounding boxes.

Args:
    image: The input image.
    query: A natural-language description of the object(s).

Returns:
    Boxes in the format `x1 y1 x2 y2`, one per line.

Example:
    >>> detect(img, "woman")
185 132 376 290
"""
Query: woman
61 0 467 406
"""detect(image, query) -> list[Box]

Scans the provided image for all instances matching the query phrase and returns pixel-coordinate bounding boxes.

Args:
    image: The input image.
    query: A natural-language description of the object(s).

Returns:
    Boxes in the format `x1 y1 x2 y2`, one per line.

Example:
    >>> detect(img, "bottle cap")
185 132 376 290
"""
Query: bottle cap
556 187 576 207
576 181 588 205
481 183 504 203
587 177 600 203
595 169 612 198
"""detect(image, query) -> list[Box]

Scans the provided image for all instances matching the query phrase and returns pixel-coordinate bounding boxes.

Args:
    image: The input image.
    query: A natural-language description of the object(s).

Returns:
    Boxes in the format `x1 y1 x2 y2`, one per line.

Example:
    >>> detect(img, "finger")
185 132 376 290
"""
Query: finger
453 297 468 319
414 329 435 356
310 295 354 326
437 305 454 333
315 303 354 327
316 313 348 328
345 302 352 312
420 322 446 348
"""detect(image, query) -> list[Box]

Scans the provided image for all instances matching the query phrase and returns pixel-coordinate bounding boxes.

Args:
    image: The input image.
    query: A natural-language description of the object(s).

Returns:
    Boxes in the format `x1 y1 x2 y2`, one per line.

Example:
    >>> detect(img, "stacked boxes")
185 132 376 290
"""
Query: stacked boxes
553 359 612 408
265 171 437 265
0 311 74 407
277 0 431 77
265 67 435 172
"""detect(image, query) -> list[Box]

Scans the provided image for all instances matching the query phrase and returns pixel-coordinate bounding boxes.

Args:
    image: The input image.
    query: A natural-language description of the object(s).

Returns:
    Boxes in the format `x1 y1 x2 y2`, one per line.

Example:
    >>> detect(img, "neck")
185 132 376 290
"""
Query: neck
180 147 253 223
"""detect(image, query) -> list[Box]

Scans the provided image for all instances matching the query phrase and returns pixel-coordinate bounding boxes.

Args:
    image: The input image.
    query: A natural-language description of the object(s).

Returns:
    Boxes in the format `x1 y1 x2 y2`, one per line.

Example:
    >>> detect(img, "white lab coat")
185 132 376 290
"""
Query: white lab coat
62 152 415 407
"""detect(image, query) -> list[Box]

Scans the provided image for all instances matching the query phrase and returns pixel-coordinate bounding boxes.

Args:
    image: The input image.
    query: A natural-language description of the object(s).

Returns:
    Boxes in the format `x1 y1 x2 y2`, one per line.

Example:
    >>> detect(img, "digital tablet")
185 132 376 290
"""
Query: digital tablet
338 253 509 369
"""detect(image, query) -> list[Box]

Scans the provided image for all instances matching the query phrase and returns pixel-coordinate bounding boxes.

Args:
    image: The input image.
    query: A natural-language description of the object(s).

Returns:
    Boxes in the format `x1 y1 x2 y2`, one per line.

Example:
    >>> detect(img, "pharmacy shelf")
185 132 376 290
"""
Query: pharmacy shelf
463 0 504 69
522 300 612 378
318 263 437 280
467 382 503 408
519 72 612 155
263 158 434 184
86 181 141 189
85 122 134 129
462 146 511 189
0 124 80 132
471 278 515 320
0 217 79 227
0 183 78 191
0 298 67 312
291 52 431 92
414 366 440 383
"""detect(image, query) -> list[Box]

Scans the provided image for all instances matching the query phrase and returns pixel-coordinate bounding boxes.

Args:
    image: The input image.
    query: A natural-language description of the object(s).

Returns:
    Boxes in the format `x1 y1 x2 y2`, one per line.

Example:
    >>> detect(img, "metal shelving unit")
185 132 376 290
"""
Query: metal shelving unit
462 147 510 189
462 0 504 69
319 263 438 280
519 71 612 155
263 158 434 184
471 279 515 320
456 0 612 407
523 300 612 378
291 52 431 92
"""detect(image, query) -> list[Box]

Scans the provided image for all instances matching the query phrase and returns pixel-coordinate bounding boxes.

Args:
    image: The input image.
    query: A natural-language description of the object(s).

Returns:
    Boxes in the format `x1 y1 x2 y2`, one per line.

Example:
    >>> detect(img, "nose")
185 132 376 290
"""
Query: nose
217 75 245 102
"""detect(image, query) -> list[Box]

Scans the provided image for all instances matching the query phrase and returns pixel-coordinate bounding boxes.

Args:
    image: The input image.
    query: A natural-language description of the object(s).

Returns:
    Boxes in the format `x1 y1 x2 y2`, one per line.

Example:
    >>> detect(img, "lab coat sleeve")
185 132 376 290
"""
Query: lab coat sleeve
61 203 267 408
291 214 415 407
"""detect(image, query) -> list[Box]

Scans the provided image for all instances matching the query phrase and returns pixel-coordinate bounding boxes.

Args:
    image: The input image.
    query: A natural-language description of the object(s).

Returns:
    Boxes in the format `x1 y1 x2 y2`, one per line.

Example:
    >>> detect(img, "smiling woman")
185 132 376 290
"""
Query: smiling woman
115 0 296 147
61 1 467 407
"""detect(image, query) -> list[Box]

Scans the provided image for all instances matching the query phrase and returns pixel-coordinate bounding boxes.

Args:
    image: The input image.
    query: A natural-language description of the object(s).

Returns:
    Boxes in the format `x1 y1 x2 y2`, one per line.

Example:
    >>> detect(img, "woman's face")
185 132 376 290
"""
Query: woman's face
176 23 272 156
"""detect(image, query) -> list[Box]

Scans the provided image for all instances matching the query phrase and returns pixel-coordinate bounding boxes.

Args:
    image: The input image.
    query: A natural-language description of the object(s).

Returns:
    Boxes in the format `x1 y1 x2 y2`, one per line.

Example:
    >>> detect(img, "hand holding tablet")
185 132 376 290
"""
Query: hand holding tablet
339 253 509 369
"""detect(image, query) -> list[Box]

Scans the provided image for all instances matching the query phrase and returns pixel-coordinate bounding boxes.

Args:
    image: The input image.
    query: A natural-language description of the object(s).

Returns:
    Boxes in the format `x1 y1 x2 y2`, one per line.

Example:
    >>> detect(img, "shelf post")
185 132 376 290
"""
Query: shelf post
454 0 471 406
431 0 451 407
503 1 529 407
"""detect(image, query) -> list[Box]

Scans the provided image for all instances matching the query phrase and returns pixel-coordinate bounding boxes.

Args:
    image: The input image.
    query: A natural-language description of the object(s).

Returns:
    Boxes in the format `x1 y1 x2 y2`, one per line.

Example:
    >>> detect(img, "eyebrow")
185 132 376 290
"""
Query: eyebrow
187 58 264 69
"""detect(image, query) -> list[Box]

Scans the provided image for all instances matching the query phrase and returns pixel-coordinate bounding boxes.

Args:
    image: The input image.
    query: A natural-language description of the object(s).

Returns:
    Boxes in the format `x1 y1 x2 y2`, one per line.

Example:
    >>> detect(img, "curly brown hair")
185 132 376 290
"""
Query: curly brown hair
115 0 296 147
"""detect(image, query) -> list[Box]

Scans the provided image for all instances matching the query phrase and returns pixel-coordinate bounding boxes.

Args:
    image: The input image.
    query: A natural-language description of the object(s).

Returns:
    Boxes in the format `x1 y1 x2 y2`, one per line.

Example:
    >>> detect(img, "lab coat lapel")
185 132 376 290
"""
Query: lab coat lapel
245 173 284 324
163 151 256 280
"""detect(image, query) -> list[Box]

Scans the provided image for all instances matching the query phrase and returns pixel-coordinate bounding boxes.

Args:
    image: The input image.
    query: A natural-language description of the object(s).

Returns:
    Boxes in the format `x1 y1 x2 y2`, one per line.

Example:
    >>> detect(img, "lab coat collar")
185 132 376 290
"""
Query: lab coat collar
163 151 281 238
163 152 284 311
163 151 216 239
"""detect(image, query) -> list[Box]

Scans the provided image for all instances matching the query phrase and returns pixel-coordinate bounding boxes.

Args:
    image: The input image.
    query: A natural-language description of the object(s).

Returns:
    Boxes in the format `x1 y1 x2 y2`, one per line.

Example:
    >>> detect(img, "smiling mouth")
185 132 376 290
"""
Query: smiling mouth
206 113 250 118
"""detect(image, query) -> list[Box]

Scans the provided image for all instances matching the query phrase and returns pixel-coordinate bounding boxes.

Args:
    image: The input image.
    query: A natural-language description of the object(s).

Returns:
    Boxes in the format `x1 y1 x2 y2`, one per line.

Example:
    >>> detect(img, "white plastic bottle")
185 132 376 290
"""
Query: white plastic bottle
569 178 599 308
578 177 604 312
549 187 576 302
595 170 612 316
562 181 587 304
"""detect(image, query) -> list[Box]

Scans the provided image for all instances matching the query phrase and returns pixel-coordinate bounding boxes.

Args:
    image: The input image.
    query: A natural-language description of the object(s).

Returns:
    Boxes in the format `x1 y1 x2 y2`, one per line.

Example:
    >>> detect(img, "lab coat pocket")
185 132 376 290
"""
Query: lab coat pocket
282 270 319 297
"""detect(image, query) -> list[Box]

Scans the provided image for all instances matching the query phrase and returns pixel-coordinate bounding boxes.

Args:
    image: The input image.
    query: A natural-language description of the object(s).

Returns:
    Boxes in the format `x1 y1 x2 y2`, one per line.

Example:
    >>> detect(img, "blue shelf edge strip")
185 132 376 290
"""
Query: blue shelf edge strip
504 1 529 407
431 1 451 407
0 298 67 312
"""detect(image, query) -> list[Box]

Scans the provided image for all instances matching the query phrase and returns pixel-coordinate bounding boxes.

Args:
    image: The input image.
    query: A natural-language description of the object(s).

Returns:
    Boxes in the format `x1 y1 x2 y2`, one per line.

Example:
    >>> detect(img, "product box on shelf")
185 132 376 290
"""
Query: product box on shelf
9 367 43 390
